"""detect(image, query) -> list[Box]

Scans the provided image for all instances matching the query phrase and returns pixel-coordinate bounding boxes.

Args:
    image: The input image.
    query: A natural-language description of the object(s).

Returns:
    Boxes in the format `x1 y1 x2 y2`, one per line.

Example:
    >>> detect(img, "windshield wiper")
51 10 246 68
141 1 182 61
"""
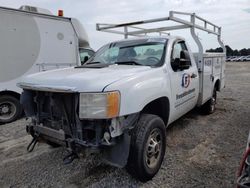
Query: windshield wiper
114 61 143 66
85 61 102 65
75 61 109 68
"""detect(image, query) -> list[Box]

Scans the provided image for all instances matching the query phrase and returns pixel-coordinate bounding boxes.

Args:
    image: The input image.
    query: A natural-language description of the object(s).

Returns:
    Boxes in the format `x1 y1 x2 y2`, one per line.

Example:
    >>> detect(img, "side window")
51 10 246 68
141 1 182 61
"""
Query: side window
172 43 182 60
171 41 190 72
79 49 94 64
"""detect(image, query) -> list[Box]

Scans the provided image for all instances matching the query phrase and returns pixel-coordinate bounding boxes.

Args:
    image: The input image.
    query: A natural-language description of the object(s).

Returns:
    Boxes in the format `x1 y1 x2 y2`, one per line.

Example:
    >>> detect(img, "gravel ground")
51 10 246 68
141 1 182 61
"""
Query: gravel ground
0 62 250 188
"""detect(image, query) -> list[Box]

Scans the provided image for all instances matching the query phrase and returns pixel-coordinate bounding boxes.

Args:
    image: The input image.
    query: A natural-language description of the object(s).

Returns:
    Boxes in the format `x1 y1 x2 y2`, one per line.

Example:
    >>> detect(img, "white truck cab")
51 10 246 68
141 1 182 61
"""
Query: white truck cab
0 5 94 123
18 11 225 182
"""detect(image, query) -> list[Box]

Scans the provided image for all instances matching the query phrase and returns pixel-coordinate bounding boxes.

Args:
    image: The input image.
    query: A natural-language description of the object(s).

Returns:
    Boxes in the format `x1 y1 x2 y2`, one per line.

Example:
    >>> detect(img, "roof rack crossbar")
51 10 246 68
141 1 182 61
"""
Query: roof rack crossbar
127 25 189 36
101 29 146 37
96 16 170 31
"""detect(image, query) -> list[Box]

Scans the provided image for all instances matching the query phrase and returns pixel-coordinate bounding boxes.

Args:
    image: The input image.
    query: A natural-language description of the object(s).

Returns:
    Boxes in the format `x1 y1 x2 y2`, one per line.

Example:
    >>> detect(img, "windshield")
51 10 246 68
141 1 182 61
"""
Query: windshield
86 38 167 67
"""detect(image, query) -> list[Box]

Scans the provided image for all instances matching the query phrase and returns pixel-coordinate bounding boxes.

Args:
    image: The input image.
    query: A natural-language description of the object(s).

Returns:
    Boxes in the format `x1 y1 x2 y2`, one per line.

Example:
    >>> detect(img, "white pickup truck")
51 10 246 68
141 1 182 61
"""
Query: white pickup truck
18 11 225 181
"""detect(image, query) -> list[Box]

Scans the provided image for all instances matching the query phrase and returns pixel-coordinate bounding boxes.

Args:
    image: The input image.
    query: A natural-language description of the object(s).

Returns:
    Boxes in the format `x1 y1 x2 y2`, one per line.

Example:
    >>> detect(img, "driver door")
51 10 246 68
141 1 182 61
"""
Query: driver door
169 40 199 120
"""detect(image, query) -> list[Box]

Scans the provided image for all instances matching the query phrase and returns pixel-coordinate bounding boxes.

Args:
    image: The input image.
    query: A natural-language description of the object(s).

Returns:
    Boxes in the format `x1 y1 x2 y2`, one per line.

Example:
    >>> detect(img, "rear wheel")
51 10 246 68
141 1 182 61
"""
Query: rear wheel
0 95 22 123
201 88 217 114
126 114 166 182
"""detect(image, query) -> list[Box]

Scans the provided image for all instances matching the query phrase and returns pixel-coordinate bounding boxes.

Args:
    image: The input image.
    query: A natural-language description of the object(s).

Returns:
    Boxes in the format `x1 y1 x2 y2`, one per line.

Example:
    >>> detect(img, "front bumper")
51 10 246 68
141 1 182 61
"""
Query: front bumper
26 116 137 168
26 121 116 150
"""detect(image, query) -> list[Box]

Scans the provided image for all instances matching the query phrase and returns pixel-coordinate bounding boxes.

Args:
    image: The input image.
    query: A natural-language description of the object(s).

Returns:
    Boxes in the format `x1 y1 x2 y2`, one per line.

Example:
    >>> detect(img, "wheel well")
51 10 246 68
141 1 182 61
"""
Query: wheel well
141 97 169 125
0 90 21 100
215 80 220 91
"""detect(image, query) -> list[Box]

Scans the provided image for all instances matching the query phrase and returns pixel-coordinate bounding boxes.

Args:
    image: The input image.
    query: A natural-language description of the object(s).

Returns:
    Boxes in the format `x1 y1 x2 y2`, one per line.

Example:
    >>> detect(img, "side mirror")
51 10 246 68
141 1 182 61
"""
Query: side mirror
172 58 180 71
179 50 191 70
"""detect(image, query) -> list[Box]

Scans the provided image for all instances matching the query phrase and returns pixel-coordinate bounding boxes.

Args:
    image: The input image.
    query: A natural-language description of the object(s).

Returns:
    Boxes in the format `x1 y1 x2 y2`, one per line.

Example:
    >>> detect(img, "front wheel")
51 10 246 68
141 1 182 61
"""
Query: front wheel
201 88 217 114
126 114 166 182
0 95 22 124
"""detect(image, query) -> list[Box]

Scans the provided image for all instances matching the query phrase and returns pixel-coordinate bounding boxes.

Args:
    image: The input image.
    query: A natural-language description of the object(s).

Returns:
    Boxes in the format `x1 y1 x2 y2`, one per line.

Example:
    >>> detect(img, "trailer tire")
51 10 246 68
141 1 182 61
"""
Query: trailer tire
201 88 217 115
126 114 166 182
0 95 22 124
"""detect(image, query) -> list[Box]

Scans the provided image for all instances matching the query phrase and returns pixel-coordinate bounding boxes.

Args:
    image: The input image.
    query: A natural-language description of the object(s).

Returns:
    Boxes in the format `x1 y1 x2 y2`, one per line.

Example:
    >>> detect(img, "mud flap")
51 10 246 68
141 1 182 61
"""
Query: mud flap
102 132 131 168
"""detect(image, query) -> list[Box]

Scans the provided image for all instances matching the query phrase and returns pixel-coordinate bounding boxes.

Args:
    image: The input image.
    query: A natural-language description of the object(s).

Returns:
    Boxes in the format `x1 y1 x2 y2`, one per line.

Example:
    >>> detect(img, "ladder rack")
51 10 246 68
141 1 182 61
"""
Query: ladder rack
96 11 226 55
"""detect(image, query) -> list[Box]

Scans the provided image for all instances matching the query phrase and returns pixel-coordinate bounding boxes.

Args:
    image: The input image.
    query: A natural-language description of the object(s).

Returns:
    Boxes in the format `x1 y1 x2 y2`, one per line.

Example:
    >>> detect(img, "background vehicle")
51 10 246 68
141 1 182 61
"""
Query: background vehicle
242 55 250 61
18 11 225 181
0 5 94 123
226 56 232 61
236 56 245 62
229 56 239 61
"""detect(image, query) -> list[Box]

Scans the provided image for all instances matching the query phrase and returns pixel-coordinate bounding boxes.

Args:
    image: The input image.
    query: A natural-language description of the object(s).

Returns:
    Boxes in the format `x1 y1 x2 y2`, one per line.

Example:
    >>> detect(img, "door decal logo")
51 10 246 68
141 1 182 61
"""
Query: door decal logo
182 73 191 88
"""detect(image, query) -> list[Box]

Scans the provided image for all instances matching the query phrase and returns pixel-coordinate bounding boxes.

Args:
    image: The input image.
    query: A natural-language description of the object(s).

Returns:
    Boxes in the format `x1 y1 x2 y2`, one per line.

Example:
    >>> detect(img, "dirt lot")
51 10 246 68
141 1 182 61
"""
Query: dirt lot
0 62 250 188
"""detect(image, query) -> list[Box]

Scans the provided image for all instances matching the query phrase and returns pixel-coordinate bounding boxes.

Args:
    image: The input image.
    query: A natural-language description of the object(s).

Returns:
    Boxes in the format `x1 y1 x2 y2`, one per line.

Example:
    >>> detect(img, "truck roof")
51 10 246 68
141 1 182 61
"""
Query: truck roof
108 35 184 44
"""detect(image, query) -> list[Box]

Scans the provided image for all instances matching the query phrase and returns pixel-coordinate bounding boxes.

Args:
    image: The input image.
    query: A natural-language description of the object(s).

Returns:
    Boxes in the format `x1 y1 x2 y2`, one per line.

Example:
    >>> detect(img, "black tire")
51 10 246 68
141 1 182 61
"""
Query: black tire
126 114 166 182
201 88 217 115
0 95 22 123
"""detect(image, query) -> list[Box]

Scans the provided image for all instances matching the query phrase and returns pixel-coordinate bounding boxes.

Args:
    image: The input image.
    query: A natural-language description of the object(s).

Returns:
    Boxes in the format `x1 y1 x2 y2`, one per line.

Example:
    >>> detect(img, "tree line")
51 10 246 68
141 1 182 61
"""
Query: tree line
206 45 250 56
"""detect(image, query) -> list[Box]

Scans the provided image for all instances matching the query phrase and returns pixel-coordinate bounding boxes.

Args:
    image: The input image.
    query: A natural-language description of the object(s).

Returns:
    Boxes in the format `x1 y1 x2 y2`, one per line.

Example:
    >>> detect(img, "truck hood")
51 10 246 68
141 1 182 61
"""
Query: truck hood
18 65 151 92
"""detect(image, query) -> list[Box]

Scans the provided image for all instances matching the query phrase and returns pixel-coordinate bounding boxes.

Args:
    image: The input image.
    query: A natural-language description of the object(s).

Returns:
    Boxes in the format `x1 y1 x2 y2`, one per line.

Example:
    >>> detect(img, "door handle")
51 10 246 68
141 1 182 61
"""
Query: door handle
191 73 197 78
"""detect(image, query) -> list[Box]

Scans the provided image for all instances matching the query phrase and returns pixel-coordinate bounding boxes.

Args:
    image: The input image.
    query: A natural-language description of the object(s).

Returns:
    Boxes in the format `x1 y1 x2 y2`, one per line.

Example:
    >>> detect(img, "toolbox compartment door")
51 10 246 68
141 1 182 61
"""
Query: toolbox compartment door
202 57 213 103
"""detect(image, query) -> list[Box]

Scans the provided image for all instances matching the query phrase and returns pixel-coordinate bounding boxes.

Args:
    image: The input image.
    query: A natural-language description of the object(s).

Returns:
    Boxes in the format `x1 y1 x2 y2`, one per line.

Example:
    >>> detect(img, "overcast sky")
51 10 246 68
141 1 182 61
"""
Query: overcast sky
0 0 249 51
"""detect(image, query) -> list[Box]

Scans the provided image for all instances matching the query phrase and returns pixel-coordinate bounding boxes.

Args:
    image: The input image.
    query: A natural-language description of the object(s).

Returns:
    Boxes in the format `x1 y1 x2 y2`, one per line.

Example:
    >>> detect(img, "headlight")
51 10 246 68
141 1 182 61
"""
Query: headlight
79 91 120 119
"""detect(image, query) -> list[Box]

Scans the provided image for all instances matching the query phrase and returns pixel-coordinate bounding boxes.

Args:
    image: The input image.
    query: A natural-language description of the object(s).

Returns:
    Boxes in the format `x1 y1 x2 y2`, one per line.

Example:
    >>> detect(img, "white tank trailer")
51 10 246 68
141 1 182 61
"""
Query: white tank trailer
0 5 94 123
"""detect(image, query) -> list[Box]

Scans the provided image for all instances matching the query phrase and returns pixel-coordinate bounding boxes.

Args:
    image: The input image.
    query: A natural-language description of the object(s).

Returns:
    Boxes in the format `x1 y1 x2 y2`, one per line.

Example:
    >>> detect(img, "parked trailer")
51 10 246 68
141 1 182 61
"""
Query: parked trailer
0 5 94 123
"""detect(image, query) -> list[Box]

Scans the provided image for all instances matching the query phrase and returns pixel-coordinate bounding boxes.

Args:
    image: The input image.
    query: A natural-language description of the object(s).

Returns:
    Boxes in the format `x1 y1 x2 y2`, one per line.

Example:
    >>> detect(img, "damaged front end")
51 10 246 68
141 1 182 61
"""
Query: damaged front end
21 89 139 167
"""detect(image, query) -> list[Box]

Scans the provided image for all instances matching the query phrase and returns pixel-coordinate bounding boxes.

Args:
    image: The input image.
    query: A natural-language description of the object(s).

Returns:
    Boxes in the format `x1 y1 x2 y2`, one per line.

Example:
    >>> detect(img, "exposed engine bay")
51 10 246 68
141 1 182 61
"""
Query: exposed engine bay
21 89 139 167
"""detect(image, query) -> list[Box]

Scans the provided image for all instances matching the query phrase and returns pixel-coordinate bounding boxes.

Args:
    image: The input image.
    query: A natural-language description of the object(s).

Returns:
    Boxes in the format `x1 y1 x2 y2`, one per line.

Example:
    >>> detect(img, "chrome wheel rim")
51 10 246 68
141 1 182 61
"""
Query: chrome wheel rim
0 101 16 120
145 128 162 169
